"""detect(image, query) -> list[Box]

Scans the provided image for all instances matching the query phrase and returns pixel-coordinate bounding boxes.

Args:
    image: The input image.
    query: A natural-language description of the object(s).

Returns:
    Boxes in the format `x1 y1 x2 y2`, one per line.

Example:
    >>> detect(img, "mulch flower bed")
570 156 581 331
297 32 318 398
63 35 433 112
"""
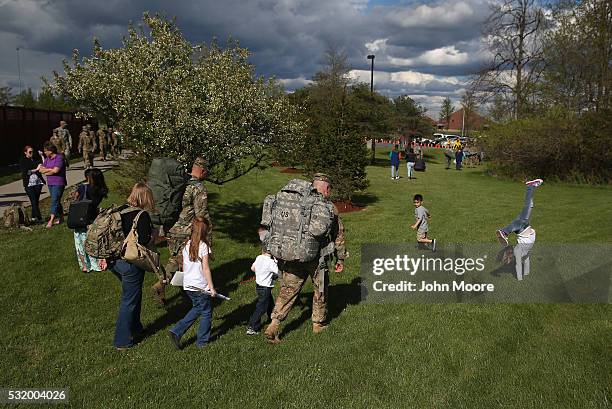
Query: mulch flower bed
280 167 302 174
333 201 365 213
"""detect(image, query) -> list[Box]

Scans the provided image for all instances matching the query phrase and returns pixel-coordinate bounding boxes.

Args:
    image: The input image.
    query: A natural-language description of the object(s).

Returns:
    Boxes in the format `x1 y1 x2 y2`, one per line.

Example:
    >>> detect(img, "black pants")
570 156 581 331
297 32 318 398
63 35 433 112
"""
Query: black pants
249 285 274 331
25 185 43 220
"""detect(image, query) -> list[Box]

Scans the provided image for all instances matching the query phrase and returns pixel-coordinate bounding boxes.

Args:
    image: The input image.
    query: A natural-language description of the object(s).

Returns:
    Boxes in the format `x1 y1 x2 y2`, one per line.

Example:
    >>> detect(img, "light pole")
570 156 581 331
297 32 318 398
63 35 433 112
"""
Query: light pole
367 54 375 93
16 47 22 94
367 54 376 164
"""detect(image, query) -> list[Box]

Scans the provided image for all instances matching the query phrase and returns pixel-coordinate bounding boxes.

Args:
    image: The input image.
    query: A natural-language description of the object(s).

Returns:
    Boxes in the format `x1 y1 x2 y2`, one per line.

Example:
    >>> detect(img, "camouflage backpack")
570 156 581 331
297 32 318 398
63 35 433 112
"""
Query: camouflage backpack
2 204 26 228
84 204 137 259
260 179 335 263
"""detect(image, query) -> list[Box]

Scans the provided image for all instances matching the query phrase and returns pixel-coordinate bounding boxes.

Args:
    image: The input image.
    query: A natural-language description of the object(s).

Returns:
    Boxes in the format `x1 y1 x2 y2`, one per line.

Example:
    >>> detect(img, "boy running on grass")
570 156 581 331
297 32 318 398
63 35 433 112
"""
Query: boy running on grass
411 194 436 252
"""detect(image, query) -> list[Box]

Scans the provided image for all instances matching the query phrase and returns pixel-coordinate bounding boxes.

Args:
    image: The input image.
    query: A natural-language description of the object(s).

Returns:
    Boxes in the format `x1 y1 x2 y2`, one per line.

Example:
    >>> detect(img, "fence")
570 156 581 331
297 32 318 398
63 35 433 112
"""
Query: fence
0 106 96 167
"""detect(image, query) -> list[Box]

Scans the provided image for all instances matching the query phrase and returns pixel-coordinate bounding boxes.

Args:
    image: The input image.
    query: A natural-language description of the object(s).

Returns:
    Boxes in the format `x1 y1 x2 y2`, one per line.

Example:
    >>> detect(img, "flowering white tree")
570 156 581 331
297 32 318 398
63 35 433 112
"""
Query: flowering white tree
51 14 304 183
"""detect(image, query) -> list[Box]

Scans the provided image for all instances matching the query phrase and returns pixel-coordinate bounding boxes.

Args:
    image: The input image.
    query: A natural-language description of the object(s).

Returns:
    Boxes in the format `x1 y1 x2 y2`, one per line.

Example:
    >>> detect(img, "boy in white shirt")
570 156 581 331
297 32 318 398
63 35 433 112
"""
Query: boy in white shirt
496 178 543 246
246 249 279 335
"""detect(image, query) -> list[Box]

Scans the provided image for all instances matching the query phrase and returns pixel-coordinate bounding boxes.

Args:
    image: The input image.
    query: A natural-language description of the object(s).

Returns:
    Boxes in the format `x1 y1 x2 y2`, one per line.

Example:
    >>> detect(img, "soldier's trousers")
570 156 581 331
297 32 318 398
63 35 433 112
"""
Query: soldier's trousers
100 145 107 160
83 152 94 168
271 260 328 325
164 236 187 279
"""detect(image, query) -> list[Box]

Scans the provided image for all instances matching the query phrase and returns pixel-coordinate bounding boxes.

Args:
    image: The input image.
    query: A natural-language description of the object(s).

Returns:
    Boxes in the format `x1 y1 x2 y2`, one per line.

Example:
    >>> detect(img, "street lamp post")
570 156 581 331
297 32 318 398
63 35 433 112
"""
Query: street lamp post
367 54 376 164
16 47 22 95
367 54 375 93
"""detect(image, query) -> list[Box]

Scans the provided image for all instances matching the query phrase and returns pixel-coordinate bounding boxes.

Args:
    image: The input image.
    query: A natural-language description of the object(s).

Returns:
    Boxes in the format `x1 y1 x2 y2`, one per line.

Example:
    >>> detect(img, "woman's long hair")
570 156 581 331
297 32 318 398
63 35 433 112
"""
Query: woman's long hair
188 217 211 262
127 182 155 211
86 168 109 199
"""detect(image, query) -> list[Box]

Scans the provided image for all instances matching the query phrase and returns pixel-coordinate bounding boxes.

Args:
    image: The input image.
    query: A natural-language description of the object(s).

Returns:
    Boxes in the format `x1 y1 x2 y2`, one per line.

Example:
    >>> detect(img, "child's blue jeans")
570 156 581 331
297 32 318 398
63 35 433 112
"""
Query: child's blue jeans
171 291 213 348
501 186 535 235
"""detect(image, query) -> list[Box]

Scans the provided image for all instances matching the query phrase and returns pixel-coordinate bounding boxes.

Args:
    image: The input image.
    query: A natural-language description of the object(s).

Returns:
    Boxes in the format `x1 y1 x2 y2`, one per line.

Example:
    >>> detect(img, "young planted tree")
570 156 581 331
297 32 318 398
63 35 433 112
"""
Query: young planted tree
439 97 454 130
299 49 370 201
51 13 304 184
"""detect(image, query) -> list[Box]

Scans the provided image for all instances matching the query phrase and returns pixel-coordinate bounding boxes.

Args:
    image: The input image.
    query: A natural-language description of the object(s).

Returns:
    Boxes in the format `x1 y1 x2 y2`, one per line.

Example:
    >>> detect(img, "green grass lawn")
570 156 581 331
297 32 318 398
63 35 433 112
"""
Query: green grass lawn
1 148 610 408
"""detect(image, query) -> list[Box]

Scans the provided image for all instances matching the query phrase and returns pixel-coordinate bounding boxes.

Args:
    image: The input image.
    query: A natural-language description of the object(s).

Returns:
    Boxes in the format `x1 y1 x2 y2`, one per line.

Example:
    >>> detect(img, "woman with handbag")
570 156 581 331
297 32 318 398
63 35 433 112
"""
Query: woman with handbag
19 145 45 223
109 182 156 351
72 168 108 272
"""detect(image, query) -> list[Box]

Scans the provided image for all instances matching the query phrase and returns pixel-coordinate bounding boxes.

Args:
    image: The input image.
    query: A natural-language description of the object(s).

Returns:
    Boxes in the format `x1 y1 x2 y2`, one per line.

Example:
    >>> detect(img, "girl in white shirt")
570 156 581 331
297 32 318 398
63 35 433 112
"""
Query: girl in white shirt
168 218 216 349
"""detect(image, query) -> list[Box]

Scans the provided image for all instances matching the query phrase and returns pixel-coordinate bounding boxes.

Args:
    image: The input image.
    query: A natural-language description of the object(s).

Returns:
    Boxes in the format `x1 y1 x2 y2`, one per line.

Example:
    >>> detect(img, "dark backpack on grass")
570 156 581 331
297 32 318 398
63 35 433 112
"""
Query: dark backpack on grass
147 158 189 227
414 158 426 172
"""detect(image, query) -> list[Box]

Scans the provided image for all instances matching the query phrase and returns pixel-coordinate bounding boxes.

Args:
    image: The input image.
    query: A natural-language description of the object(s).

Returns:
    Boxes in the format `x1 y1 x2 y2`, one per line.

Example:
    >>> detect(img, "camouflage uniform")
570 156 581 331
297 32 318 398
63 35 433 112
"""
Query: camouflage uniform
54 124 72 166
267 173 346 340
78 126 97 168
97 129 108 161
50 132 66 155
152 157 211 305
108 128 117 159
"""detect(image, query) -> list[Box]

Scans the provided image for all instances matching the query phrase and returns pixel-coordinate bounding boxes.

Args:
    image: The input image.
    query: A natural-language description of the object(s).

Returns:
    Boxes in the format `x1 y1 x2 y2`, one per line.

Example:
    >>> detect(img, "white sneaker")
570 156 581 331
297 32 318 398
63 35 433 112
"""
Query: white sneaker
246 327 259 335
525 178 543 187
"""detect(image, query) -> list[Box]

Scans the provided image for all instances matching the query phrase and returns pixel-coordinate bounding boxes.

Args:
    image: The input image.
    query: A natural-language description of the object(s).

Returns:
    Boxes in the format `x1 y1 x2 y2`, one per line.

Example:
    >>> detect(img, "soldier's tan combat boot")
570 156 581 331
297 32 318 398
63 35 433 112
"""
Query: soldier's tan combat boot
264 319 281 344
151 281 167 308
312 323 328 334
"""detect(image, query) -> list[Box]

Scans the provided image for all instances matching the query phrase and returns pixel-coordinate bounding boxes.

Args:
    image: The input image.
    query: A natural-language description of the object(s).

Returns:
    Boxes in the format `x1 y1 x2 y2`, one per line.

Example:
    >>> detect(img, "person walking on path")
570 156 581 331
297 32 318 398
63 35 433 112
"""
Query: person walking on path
54 121 72 169
19 145 45 223
97 127 109 161
37 142 67 228
78 125 97 169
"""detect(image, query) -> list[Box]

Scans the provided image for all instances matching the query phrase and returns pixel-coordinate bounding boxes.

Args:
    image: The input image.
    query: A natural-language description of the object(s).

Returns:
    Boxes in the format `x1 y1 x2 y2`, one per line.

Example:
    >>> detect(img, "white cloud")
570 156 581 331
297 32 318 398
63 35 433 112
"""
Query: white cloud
278 76 313 89
385 1 478 28
389 45 469 66
365 38 388 53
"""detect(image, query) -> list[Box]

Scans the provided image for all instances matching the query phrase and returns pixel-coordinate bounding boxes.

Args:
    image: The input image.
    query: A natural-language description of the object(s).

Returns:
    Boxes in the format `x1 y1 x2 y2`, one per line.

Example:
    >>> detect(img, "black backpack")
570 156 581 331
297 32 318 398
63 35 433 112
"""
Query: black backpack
414 158 426 171
148 158 189 227
67 185 98 229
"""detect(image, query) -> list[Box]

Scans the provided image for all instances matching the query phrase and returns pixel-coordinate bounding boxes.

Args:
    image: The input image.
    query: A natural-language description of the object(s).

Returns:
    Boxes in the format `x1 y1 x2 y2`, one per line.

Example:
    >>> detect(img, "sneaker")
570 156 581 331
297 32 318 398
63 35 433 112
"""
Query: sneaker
246 327 259 335
496 230 509 246
431 239 437 252
525 178 543 187
168 331 181 350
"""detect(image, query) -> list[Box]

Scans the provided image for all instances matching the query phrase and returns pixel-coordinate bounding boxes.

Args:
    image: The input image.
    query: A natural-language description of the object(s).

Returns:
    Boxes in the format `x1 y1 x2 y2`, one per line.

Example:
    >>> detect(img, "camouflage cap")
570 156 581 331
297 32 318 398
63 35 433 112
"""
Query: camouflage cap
312 173 331 184
193 156 207 169
82 126 87 130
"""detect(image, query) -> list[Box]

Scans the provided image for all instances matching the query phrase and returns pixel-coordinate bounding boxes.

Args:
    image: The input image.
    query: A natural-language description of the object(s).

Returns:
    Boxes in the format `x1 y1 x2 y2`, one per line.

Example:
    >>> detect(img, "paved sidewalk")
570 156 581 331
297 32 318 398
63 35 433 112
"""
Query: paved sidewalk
0 154 126 218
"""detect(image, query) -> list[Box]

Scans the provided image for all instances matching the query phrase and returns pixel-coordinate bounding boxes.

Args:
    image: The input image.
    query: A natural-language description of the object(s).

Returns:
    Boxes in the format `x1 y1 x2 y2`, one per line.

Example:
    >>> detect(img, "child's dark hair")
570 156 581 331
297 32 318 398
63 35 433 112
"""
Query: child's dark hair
413 194 423 201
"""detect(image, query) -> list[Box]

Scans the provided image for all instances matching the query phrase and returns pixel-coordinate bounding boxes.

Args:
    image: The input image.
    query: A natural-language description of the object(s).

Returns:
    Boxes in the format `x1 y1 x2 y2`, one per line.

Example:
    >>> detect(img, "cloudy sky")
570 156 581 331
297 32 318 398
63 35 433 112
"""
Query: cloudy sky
0 0 492 117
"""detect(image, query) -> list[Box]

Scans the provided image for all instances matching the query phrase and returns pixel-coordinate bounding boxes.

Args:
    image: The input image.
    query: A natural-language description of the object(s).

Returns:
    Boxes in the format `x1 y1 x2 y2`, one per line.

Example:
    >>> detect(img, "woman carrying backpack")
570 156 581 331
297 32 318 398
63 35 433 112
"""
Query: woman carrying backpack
73 168 108 272
109 182 156 351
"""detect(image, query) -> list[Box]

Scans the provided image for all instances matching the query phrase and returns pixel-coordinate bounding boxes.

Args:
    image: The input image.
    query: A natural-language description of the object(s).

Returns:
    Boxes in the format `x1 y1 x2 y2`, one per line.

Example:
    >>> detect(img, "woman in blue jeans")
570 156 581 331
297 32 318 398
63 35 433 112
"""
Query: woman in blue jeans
108 182 156 351
37 142 66 228
168 217 217 350
19 145 45 223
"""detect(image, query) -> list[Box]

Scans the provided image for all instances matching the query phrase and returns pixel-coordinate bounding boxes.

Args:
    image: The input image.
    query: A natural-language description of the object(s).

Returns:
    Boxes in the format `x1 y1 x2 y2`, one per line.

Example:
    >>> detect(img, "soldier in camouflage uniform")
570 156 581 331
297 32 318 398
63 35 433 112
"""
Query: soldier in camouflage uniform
108 127 117 159
264 173 346 343
151 157 212 306
97 127 109 161
54 121 72 168
49 129 66 156
78 125 97 169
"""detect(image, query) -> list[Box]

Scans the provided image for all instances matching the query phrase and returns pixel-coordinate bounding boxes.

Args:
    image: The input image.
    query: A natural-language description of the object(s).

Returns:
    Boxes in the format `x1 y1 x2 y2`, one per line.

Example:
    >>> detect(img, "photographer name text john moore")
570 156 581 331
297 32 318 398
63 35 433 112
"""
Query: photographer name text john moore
373 280 495 292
